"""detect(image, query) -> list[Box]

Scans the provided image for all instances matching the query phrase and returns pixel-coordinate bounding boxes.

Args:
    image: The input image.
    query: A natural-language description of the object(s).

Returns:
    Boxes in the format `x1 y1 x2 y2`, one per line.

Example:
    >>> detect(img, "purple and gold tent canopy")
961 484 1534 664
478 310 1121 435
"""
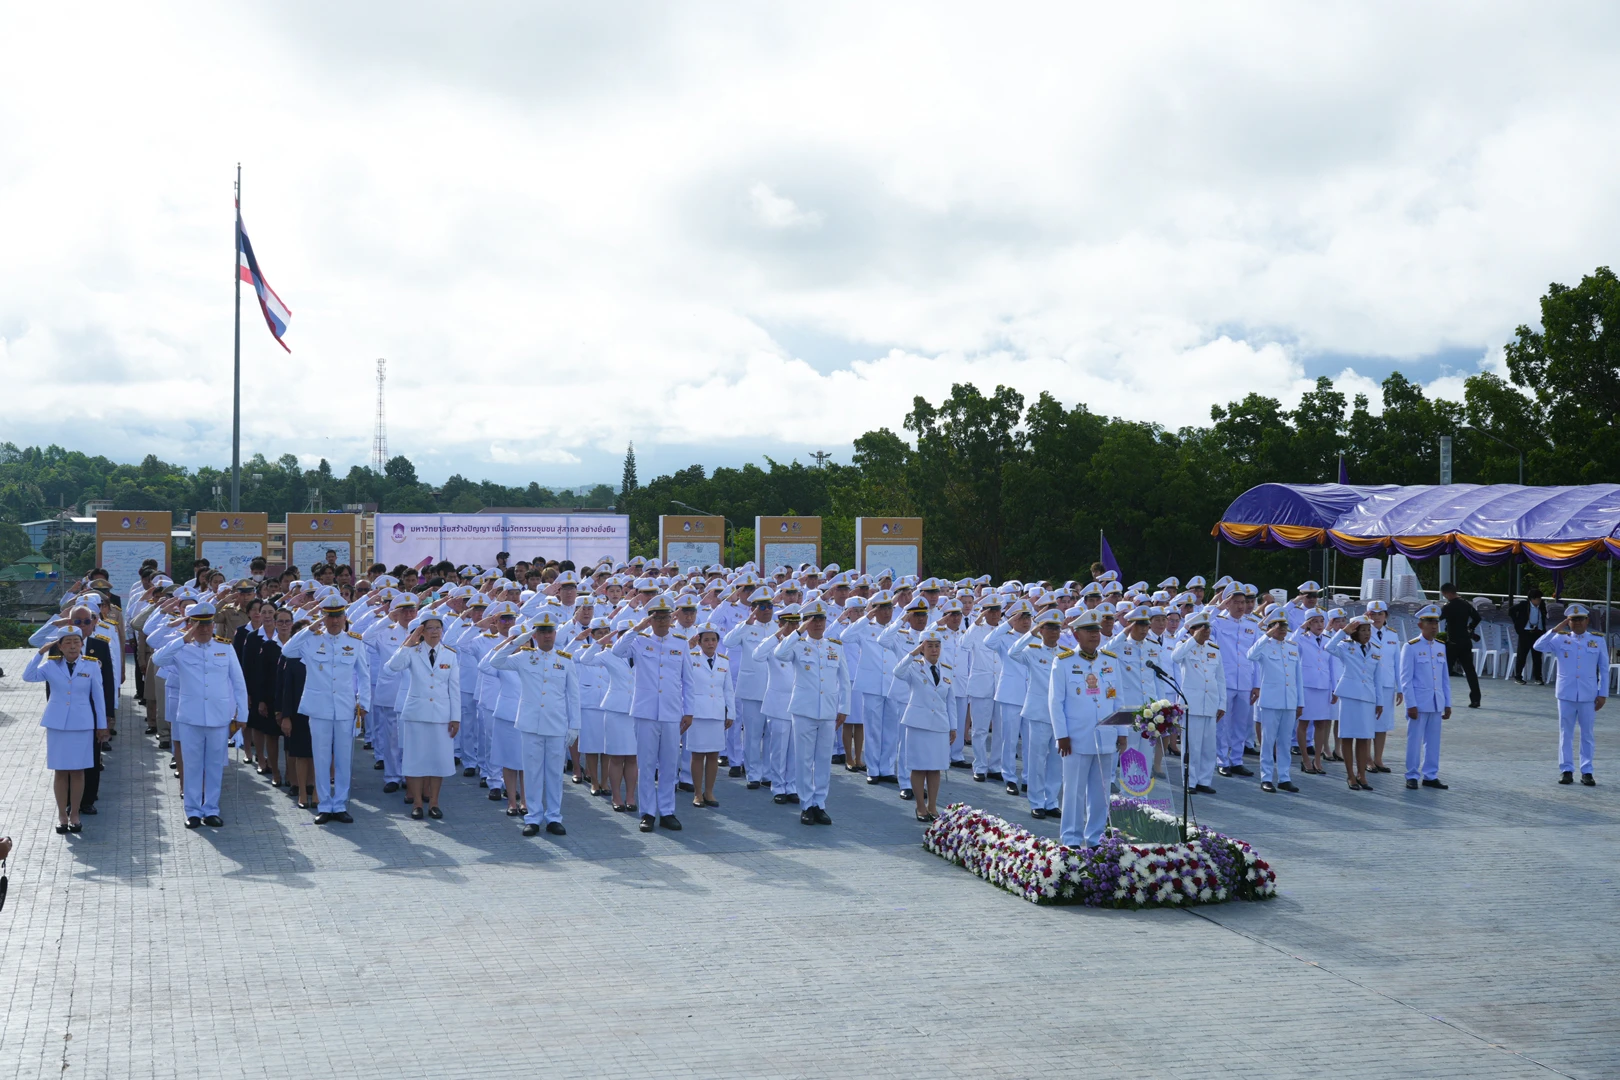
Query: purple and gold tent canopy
1214 483 1620 570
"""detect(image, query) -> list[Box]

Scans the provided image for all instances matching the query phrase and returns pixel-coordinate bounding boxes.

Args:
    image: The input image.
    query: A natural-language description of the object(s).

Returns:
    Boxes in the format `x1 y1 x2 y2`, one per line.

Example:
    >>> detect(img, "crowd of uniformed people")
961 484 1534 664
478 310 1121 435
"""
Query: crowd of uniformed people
23 552 1608 847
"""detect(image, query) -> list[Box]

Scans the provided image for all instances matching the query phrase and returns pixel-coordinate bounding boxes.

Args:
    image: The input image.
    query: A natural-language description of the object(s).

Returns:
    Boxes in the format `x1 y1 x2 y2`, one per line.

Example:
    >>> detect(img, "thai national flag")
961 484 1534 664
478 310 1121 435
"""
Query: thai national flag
237 216 292 352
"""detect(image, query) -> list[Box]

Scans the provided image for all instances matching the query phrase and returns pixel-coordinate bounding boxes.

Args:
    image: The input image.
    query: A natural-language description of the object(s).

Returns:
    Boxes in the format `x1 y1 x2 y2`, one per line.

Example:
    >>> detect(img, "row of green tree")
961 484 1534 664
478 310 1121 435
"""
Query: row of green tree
6 268 1617 596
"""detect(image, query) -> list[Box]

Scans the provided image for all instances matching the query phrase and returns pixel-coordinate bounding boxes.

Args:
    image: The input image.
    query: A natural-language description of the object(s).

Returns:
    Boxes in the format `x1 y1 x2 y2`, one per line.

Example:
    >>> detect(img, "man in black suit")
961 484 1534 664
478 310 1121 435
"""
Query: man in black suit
1509 587 1549 684
1439 583 1482 708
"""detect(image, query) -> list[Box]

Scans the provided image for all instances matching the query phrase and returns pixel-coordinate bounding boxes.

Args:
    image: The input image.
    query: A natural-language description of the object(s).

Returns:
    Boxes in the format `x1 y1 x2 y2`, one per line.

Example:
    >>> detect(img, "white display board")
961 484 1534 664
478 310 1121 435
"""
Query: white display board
103 541 168 601
760 541 818 570
375 513 630 570
666 541 722 570
861 543 919 580
292 540 352 573
200 540 263 583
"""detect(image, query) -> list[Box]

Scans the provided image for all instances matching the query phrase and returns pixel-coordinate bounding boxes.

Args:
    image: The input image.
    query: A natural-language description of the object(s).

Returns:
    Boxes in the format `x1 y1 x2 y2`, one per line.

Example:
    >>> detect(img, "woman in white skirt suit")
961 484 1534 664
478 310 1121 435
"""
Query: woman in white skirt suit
385 612 462 820
477 602 527 817
579 618 638 812
892 630 957 822
569 617 611 797
23 626 107 835
683 622 735 809
1325 617 1386 791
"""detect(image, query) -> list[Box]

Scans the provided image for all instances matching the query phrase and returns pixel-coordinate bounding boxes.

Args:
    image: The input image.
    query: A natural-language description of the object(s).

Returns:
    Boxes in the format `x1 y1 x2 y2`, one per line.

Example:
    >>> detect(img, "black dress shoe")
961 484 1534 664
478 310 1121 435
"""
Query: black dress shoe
950 761 971 769
1045 807 1061 818
80 805 97 816
314 812 334 824
831 753 846 764
521 823 541 836
813 807 832 825
1467 701 1480 709
1194 784 1218 795
800 809 816 825
410 807 424 820
373 760 384 770
1021 783 1028 793
639 814 655 832
1231 765 1254 777
1405 779 1419 789
972 773 986 782
546 821 566 835
1421 778 1449 789
145 726 158 735
1005 781 1020 796
785 793 800 804
1277 782 1299 793
773 793 791 804
718 755 730 766
1243 746 1259 757
488 789 504 800
158 740 171 750
185 816 202 828
203 815 224 827
479 778 489 788
1582 773 1597 786
746 780 761 790
676 782 695 792
363 741 373 750
383 781 400 793
728 765 744 778
1031 807 1047 819
866 775 884 785
462 767 477 777
1260 782 1276 793
428 806 443 820
658 815 682 831
899 788 915 801
986 771 1004 781
334 811 354 823
1216 766 1233 777
1559 771 1575 784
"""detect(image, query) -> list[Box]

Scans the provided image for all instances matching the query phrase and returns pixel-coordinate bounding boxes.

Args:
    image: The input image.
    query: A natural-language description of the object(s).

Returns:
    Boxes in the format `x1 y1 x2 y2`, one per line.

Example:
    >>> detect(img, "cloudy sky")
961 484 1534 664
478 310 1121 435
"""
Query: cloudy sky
4 2 1617 485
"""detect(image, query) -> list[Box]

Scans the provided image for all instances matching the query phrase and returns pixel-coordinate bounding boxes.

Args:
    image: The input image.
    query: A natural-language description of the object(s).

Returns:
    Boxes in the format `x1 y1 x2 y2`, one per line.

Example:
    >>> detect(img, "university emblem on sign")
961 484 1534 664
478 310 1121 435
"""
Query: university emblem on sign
220 517 232 530
121 517 132 529
1119 748 1153 796
392 523 406 542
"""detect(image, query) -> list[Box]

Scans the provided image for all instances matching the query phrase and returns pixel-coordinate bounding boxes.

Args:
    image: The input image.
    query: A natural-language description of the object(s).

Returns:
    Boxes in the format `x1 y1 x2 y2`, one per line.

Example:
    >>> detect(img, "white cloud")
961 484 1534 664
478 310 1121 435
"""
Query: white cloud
1 1 1611 481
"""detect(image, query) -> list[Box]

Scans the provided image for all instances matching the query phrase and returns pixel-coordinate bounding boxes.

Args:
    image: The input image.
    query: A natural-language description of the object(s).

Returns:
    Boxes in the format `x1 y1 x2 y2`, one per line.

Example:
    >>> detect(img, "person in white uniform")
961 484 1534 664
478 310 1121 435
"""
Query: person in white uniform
613 595 693 833
755 604 803 807
1399 604 1452 790
1050 608 1127 847
1246 611 1303 794
960 594 1004 781
1533 603 1607 786
722 589 777 790
1365 600 1402 775
363 594 416 793
685 621 735 809
151 600 250 828
892 629 957 822
772 600 850 825
1170 610 1226 794
1004 609 1066 819
279 595 371 824
1325 616 1385 791
23 625 107 835
984 600 1034 795
385 610 463 820
580 616 639 812
489 610 581 836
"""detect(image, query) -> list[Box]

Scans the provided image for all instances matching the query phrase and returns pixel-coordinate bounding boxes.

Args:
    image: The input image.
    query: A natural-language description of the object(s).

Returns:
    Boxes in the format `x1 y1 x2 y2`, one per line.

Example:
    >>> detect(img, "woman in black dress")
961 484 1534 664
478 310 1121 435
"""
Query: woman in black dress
271 608 316 808
235 600 282 784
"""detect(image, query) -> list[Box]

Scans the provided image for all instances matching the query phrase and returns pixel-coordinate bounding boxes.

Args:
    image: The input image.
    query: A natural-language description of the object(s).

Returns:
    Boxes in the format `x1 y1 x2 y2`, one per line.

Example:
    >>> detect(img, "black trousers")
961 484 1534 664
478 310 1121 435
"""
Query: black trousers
81 738 102 809
1512 632 1543 682
1446 641 1482 705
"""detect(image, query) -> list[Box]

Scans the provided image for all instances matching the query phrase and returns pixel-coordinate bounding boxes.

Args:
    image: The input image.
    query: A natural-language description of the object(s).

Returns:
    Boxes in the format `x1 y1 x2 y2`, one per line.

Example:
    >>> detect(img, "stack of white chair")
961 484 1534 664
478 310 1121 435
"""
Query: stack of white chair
1475 622 1511 679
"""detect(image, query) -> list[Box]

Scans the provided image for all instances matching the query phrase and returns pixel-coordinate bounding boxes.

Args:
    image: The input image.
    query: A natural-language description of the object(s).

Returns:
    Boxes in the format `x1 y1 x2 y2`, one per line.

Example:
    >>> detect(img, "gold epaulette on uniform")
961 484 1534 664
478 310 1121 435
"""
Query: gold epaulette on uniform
1056 647 1075 659
556 649 571 659
347 631 363 639
1409 636 1420 644
1100 649 1117 658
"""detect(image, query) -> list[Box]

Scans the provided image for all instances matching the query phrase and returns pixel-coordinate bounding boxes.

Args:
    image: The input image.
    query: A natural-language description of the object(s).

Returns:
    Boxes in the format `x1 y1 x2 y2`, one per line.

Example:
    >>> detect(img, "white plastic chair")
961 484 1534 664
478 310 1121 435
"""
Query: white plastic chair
1475 623 1510 679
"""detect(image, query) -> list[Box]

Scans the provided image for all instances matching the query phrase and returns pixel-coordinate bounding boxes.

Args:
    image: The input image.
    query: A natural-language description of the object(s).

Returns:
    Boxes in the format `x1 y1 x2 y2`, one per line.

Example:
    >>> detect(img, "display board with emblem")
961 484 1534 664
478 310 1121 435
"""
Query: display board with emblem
96 511 172 600
755 515 820 570
194 513 269 582
287 513 357 573
659 515 725 570
854 517 923 577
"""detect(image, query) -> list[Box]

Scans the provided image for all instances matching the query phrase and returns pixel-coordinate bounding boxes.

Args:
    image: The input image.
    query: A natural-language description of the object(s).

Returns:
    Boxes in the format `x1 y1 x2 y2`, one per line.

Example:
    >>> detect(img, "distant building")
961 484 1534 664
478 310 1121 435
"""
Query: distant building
21 516 96 553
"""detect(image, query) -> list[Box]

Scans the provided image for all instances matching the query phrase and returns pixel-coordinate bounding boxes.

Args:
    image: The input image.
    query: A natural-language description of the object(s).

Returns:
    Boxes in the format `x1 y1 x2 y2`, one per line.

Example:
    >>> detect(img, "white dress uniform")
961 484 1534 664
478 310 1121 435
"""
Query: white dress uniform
363 618 411 784
752 633 799 797
1324 630 1384 740
985 620 1031 786
1534 626 1607 777
684 650 735 755
960 619 1002 777
723 618 775 784
1370 624 1402 733
612 626 692 820
386 641 463 778
1399 632 1452 782
892 654 954 772
1106 629 1166 780
488 638 581 827
24 649 106 770
278 623 372 814
1003 632 1062 813
151 632 251 820
773 630 850 813
1170 635 1226 788
1246 633 1302 786
449 617 492 777
1211 608 1259 766
1048 646 1121 847
841 613 902 777
878 619 925 778
579 640 636 756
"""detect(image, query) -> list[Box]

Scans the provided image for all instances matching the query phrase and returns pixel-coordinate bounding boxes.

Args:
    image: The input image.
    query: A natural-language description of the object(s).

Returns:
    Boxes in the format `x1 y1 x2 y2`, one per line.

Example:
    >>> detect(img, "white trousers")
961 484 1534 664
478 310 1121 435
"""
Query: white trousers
309 716 354 813
1405 711 1443 781
477 703 502 785
521 731 566 824
456 692 480 774
1558 699 1596 774
1025 718 1060 810
793 715 834 808
966 696 994 774
1257 707 1293 783
998 702 1024 781
1219 689 1252 765
636 719 680 816
724 702 745 763
371 704 403 784
869 695 903 778
951 696 970 763
766 713 797 793
1186 713 1218 787
175 722 227 819
1059 752 1112 847
738 698 767 782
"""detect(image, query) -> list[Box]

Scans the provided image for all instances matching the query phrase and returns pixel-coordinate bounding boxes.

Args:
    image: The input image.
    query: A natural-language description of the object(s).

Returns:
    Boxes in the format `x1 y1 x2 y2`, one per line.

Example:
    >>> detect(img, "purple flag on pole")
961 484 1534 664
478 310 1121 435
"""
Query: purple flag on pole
1099 531 1121 577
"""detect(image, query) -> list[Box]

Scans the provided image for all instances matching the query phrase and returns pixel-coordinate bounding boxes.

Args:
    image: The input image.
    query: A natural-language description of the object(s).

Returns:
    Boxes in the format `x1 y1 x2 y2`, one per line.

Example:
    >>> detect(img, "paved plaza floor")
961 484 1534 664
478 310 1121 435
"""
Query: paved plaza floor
0 648 1615 1079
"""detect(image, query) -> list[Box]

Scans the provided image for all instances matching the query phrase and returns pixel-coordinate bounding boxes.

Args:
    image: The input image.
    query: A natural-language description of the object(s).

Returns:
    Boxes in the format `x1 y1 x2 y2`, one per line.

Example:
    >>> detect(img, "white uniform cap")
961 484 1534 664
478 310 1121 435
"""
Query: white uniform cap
1069 608 1101 630
1364 600 1388 613
1033 609 1063 628
409 611 445 631
188 600 217 620
1565 603 1590 617
1183 610 1211 629
1297 580 1323 593
799 599 830 618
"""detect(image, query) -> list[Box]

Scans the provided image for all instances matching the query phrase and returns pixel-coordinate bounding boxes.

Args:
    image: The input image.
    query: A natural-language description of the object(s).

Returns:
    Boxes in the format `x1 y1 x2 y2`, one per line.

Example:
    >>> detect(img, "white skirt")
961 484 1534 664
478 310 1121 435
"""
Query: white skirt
903 727 950 772
604 710 637 756
1374 694 1397 733
1337 698 1377 739
46 727 94 771
579 707 607 754
401 722 455 778
491 716 523 772
686 716 725 754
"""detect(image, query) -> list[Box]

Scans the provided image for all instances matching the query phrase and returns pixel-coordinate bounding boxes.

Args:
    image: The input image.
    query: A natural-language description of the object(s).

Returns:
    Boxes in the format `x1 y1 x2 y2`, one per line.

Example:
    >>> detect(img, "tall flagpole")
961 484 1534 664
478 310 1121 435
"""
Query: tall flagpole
232 163 242 513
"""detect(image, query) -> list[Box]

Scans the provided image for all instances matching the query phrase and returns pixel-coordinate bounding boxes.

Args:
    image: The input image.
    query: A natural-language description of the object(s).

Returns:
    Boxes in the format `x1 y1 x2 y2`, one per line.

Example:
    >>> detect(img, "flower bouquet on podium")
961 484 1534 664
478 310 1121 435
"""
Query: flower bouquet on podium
1131 699 1183 740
